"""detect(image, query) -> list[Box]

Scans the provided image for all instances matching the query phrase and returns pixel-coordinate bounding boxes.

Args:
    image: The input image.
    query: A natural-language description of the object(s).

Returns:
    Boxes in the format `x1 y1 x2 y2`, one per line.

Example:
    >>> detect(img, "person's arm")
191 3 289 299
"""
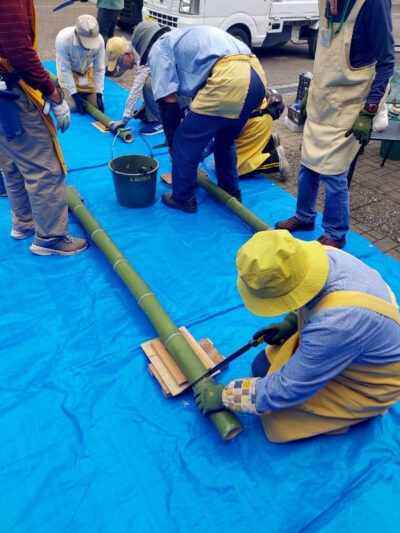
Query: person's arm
55 34 77 96
255 307 365 412
360 0 394 106
93 38 105 94
122 65 150 122
0 2 55 97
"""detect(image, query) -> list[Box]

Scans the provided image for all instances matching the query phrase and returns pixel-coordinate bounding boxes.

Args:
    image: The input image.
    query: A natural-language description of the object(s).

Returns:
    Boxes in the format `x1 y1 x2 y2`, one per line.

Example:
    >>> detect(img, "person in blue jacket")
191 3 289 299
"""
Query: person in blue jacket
131 22 267 213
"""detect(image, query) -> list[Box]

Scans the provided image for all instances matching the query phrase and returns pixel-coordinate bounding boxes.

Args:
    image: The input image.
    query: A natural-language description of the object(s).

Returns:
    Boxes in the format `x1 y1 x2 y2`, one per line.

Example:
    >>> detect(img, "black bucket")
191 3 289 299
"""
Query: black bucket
109 154 159 208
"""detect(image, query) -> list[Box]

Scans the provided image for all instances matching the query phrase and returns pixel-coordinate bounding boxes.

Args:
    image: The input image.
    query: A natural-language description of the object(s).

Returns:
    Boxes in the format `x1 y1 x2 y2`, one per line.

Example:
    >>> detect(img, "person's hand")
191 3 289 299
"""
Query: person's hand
96 93 104 113
265 89 284 120
345 108 376 145
109 119 127 133
222 378 260 414
194 380 224 415
299 90 308 122
252 311 298 345
43 87 70 133
52 100 71 133
72 93 85 115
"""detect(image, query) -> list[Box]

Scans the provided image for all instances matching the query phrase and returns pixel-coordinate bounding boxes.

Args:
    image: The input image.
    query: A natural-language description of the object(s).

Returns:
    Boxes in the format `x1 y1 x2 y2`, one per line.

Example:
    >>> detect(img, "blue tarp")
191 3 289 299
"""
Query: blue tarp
0 63 399 532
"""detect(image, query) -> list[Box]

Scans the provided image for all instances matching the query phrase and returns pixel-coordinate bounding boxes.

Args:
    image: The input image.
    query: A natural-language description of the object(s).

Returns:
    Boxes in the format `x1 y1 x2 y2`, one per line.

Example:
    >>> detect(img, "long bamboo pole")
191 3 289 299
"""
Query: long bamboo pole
47 70 133 143
67 186 243 441
196 173 271 232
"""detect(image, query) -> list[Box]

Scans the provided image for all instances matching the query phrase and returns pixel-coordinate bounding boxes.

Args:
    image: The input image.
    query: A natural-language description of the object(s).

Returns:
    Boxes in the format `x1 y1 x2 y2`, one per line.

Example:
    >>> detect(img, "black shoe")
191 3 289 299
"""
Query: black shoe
161 192 197 213
226 188 242 202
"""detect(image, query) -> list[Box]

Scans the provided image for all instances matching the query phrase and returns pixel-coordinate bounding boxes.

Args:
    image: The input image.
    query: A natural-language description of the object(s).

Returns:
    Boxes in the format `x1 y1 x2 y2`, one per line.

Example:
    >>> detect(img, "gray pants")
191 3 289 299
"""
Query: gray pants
0 85 68 245
143 74 191 122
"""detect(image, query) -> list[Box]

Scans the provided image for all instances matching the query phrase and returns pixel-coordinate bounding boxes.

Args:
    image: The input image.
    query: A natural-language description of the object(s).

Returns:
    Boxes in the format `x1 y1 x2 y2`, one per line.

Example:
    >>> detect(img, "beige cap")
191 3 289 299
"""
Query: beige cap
75 14 101 49
106 36 129 72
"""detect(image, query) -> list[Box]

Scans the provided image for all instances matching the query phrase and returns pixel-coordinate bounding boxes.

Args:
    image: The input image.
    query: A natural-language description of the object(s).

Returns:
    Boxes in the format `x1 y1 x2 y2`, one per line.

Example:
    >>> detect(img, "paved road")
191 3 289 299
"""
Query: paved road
37 1 400 260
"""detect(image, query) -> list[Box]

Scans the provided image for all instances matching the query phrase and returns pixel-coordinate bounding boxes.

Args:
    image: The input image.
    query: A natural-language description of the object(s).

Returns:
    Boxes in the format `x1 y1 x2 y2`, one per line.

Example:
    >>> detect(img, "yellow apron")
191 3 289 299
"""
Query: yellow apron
236 97 277 176
191 54 267 118
261 289 400 443
302 0 376 174
0 1 66 174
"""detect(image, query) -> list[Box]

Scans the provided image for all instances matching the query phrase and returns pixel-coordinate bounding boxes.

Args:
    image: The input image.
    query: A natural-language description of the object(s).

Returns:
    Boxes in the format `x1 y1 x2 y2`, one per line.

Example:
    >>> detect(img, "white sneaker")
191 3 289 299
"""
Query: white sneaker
10 228 35 240
276 145 291 182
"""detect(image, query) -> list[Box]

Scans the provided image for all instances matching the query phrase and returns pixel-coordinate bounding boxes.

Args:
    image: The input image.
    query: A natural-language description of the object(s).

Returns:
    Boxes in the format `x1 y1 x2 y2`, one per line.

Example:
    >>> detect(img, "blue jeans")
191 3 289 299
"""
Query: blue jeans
171 67 266 202
295 164 349 240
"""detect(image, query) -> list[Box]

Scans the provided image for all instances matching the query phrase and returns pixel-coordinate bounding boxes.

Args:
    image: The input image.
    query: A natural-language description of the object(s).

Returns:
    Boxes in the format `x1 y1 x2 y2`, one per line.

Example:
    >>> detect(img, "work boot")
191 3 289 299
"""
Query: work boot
226 188 242 202
275 215 315 232
161 192 197 213
317 235 346 249
29 235 89 256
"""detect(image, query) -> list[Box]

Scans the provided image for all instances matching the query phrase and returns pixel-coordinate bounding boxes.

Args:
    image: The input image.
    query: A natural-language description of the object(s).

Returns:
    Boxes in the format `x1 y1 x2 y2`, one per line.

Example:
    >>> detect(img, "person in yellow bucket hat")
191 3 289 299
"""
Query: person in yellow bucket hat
195 230 400 443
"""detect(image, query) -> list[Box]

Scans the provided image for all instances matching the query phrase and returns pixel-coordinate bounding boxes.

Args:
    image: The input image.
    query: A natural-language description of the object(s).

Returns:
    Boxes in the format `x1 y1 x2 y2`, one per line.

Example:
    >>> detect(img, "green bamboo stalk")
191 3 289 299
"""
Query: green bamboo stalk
67 186 242 441
46 70 133 143
196 173 271 232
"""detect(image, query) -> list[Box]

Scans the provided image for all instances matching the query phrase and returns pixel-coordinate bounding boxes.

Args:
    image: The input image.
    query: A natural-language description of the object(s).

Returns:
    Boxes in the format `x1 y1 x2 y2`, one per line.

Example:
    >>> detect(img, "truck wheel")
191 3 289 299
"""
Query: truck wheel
308 30 318 59
227 27 251 48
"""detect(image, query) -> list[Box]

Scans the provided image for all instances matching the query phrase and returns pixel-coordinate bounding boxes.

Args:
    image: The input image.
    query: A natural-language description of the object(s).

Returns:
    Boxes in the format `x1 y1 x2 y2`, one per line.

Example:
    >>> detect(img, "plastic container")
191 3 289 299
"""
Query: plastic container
109 154 159 208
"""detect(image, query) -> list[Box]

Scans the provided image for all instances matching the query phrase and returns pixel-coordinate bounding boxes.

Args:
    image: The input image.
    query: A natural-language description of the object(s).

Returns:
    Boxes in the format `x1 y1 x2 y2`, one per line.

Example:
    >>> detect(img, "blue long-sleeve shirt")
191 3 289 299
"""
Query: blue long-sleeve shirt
255 249 400 412
326 0 394 105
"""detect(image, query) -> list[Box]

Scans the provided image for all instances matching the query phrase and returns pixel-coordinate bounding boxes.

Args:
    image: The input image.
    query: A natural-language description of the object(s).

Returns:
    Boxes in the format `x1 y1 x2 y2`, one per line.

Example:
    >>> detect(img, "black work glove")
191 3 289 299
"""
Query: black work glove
265 89 285 120
72 93 85 115
132 103 147 121
299 90 308 122
252 312 298 345
158 99 181 147
96 93 104 113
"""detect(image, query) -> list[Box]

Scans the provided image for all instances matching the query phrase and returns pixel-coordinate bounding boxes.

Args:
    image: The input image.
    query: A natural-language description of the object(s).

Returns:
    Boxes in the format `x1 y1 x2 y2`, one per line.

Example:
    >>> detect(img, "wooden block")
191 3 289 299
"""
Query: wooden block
141 327 224 398
160 172 172 186
91 121 108 133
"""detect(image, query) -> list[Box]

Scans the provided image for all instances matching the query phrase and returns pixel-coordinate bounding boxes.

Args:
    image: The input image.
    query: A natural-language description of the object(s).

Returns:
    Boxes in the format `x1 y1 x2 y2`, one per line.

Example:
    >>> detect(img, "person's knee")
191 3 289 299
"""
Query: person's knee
251 350 271 377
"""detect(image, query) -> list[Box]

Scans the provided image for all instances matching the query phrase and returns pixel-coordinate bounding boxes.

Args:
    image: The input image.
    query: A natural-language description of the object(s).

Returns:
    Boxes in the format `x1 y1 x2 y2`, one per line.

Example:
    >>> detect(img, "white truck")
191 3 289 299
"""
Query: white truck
141 0 320 58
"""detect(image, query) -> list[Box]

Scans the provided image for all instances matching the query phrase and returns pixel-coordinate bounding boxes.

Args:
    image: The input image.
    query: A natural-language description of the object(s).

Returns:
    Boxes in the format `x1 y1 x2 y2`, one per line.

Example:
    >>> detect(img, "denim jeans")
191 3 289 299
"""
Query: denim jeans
171 67 266 202
295 164 349 240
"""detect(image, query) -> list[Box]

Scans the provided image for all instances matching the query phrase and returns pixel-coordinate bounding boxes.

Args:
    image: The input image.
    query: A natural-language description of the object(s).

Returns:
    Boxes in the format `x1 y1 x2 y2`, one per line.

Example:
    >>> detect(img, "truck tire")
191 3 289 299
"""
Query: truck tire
308 30 318 59
227 26 251 48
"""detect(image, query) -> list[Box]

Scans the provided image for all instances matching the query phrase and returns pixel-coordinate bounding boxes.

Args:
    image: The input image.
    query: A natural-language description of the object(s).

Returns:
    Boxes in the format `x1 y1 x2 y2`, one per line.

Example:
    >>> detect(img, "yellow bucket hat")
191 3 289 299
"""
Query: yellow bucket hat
236 230 329 316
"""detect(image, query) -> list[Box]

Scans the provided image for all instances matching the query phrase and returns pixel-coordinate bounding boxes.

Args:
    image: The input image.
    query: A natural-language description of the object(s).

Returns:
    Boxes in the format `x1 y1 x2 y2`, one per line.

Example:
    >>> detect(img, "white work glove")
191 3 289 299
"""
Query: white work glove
43 87 71 133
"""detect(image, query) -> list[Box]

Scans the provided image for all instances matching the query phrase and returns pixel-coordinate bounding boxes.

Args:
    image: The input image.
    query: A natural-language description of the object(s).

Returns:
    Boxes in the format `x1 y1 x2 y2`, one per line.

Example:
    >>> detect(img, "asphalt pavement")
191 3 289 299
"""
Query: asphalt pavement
37 1 400 260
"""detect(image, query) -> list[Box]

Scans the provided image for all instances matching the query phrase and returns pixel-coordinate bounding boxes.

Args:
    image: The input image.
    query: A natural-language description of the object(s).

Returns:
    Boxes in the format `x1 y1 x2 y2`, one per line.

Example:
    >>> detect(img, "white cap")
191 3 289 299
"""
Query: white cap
75 15 101 49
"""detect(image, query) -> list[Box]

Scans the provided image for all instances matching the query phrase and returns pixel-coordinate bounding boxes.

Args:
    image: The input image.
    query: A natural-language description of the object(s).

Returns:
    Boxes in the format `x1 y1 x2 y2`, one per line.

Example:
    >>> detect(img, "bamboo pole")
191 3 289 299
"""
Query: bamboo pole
47 70 133 143
67 186 243 441
196 173 271 232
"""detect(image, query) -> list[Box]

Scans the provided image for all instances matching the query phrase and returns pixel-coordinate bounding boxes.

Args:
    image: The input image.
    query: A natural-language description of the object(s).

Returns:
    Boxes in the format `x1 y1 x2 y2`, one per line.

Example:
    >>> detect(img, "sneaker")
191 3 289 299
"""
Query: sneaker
275 215 315 232
317 235 346 249
161 192 197 213
10 228 35 240
29 235 88 256
276 145 291 182
139 122 164 136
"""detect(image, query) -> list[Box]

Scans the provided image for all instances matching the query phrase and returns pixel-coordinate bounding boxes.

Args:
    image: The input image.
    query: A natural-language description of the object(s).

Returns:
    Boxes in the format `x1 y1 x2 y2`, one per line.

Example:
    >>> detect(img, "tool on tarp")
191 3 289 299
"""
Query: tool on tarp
181 335 265 392
53 0 79 12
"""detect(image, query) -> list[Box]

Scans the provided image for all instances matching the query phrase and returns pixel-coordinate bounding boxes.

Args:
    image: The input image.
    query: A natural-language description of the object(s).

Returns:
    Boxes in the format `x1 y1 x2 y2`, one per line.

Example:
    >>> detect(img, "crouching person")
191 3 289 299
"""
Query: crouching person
195 230 400 442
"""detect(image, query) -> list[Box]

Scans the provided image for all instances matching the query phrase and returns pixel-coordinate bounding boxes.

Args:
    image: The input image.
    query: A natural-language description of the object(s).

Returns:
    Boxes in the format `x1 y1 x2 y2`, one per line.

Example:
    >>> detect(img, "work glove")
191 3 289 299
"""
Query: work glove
96 93 104 113
252 311 298 346
194 380 224 415
345 108 376 146
265 89 285 120
132 103 147 121
43 86 70 133
109 118 128 133
222 378 260 414
72 93 85 115
299 90 308 122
